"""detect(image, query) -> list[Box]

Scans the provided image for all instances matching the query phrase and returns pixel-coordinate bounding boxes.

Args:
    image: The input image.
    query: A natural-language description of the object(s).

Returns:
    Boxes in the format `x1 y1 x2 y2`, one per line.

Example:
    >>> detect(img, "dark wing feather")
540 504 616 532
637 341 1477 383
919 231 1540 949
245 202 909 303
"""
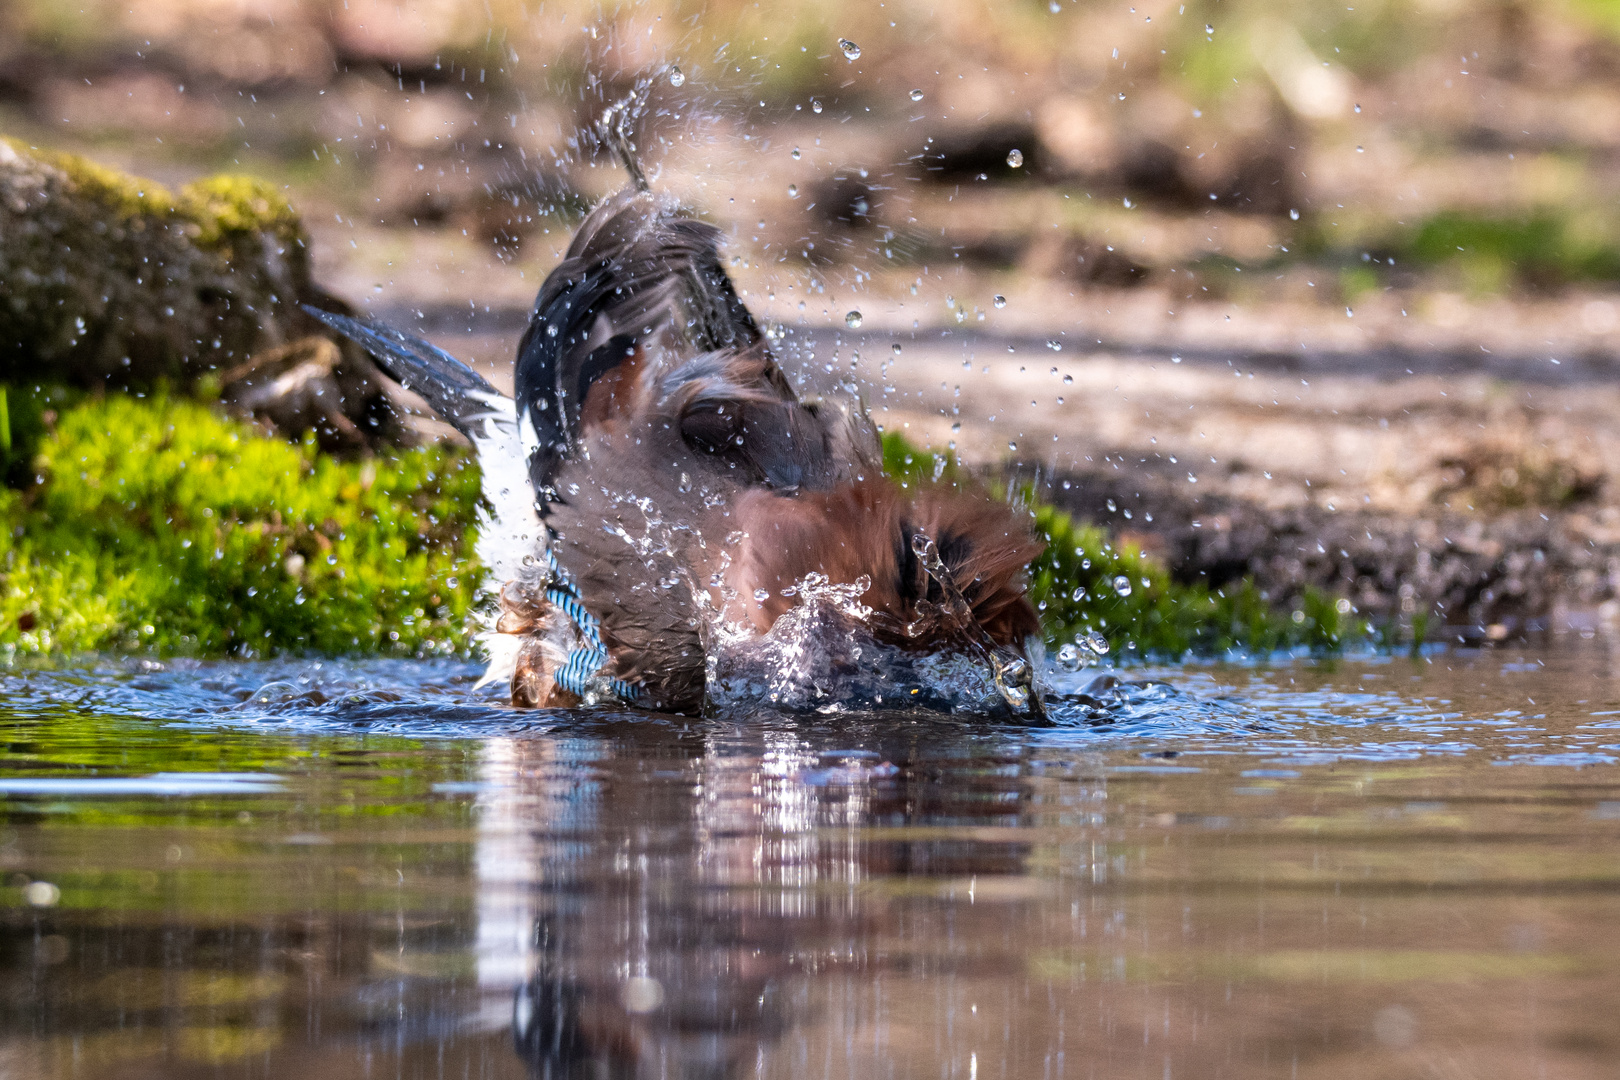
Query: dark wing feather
300 305 501 439
515 189 789 496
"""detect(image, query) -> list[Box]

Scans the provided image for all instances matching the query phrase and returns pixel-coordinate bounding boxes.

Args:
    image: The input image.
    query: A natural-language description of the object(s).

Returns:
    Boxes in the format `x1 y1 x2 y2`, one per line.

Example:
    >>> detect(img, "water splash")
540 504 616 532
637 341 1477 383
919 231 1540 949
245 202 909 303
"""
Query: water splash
702 566 1038 719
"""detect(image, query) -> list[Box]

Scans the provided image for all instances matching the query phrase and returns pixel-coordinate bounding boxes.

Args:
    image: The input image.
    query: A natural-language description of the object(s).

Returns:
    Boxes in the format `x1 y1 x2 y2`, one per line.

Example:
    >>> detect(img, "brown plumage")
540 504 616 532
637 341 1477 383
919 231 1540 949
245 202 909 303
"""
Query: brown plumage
502 185 1045 717
308 166 1047 718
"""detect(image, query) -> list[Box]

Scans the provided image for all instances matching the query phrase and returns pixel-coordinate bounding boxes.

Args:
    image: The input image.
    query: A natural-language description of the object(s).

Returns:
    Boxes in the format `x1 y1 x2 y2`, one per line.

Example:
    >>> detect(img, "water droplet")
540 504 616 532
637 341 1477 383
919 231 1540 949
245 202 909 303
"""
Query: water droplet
993 294 1007 308
1082 631 1109 655
1062 373 1073 384
753 588 771 602
1056 643 1082 670
1355 145 1365 153
1289 208 1300 220
839 38 861 60
1006 148 1025 168
23 881 59 908
845 310 863 329
668 66 685 87
1205 23 1214 33
909 88 924 101
1049 0 1061 11
811 99 823 114
791 146 801 160
788 184 799 198
1070 586 1088 602
1112 575 1132 597
1354 102 1362 113
891 342 902 355
1046 339 1062 351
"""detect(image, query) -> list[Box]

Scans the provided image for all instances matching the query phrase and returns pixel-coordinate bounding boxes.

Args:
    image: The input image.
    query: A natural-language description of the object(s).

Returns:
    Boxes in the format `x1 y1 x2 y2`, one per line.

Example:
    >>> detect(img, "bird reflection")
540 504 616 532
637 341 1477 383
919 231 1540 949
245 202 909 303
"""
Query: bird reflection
490 719 1033 1080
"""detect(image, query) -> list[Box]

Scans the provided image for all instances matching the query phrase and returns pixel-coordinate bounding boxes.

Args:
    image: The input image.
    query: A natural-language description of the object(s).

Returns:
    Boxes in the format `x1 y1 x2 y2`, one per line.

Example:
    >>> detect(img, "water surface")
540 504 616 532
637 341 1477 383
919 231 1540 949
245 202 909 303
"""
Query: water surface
2 646 1619 1078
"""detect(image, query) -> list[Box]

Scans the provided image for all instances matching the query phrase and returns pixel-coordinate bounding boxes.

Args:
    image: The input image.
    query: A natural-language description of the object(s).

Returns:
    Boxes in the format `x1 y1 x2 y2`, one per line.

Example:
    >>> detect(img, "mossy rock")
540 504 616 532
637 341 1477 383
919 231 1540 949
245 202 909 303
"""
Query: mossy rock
0 139 400 448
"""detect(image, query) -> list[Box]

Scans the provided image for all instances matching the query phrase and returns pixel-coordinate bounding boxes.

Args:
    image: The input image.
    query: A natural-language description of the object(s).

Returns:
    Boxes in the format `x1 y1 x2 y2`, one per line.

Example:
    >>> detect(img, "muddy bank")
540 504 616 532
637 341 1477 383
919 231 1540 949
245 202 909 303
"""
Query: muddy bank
842 319 1620 641
1029 467 1620 641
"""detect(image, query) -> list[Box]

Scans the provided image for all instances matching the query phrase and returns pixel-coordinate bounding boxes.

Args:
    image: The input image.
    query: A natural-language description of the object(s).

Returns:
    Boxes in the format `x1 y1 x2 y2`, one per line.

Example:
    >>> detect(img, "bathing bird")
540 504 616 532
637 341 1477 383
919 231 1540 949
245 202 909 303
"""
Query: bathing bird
307 120 1046 719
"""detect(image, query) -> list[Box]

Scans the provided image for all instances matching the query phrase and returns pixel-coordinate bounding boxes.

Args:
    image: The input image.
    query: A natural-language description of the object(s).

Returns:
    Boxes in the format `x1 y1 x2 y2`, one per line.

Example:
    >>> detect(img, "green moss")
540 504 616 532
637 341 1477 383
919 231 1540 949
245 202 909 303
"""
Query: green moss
1401 210 1620 289
179 174 303 250
2 136 300 249
0 394 483 660
881 432 1371 659
2 135 178 219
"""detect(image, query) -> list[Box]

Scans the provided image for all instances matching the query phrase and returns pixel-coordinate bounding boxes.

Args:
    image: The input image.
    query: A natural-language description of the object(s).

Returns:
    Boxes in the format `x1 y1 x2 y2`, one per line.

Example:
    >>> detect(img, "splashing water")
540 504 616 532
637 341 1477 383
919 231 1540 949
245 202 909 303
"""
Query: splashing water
702 532 1044 719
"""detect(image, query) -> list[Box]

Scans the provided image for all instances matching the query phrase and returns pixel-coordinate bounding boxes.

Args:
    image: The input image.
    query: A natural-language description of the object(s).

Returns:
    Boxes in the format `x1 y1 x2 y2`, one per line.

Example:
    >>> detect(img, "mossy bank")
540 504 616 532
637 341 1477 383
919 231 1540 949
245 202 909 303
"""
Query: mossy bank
0 393 1364 665
0 392 481 661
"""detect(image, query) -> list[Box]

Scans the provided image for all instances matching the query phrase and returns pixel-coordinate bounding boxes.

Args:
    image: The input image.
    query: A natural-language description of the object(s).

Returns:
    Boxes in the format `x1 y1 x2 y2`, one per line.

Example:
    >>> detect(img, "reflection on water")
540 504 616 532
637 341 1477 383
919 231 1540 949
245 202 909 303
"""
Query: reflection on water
2 648 1620 1077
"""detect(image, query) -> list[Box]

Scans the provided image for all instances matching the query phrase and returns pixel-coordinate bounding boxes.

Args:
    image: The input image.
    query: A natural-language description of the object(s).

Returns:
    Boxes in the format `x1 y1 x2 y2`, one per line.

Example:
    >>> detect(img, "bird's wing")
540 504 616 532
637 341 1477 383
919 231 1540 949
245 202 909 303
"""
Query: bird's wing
514 189 794 496
300 306 542 590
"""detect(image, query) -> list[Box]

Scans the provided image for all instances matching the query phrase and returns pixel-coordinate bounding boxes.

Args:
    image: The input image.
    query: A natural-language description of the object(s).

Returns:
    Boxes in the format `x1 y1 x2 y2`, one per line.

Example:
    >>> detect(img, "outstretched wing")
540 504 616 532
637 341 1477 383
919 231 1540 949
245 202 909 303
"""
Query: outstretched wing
514 189 794 497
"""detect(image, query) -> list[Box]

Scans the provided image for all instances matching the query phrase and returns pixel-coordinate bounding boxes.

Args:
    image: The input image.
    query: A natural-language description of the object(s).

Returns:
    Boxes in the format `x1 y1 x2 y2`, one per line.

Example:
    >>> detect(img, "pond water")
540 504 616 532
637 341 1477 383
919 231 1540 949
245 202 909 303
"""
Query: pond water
2 646 1619 1079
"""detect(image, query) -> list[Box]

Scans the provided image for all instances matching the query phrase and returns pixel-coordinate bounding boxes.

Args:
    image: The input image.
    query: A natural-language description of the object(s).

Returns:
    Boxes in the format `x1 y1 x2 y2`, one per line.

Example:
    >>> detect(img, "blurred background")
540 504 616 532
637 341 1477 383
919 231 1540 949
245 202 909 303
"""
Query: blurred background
8 0 1620 634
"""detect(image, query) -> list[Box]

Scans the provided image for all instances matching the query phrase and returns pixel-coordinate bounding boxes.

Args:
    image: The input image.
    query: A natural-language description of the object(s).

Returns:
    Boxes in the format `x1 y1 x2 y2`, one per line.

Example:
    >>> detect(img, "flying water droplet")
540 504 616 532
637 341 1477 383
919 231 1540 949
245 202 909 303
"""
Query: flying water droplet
753 588 771 602
1062 373 1073 384
668 66 685 87
1205 23 1214 33
791 147 801 160
1046 339 1062 351
1056 643 1082 670
1084 630 1110 654
788 184 799 198
839 38 861 60
1006 148 1025 168
993 294 1007 308
891 342 902 355
811 100 823 114
909 88 925 101
1112 575 1132 597
1070 586 1088 602
845 310 863 329
1289 208 1300 220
